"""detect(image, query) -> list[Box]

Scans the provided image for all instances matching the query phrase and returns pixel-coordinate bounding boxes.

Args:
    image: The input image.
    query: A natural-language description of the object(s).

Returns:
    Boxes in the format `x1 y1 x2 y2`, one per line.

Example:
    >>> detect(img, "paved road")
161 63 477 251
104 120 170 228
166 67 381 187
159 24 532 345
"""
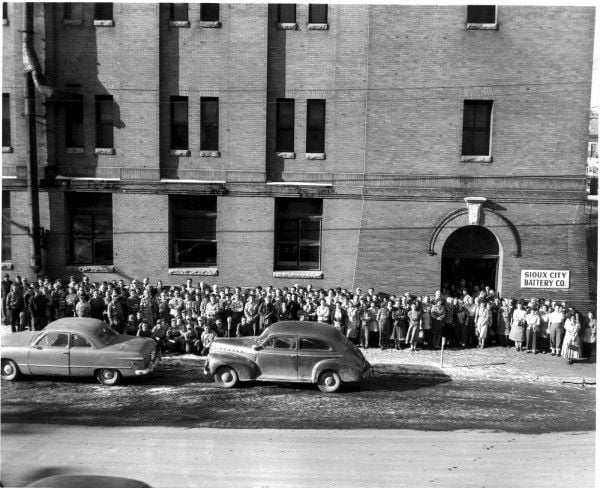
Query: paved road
0 424 593 488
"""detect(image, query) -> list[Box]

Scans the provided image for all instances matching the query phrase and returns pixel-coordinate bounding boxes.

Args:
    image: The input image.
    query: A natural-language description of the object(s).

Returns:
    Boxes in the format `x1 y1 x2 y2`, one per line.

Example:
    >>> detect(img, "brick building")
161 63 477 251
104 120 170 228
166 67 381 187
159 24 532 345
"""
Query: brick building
1 4 596 308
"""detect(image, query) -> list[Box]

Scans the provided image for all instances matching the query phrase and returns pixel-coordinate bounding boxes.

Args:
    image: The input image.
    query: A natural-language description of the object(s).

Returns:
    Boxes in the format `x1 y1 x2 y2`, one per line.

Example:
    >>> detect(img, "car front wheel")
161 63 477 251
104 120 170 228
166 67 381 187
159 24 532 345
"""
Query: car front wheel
317 370 342 393
214 366 239 388
96 368 122 386
1 359 20 381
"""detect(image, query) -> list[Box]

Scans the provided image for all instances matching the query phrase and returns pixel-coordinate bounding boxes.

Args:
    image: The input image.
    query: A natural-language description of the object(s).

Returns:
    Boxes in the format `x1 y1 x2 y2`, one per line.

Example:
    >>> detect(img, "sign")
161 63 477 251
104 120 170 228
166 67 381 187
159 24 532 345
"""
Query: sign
520 270 570 289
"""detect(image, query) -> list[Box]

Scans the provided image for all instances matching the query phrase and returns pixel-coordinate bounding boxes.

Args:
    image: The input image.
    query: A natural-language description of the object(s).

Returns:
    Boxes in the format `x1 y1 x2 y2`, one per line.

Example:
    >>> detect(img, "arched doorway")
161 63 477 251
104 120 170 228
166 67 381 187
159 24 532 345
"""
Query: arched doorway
441 226 500 292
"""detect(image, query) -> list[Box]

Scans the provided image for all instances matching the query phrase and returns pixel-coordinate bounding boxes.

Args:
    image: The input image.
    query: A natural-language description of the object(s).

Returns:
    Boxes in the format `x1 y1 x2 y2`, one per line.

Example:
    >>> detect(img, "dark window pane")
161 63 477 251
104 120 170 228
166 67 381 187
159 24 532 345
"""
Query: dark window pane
277 219 298 242
300 337 331 350
462 100 492 156
309 4 327 24
171 96 188 150
306 100 326 153
171 196 217 266
69 193 113 264
200 3 219 21
2 94 10 147
73 239 93 263
277 4 296 23
276 99 294 152
201 97 219 151
94 3 113 20
94 215 112 235
65 95 84 148
299 245 320 269
171 3 188 21
3 3 7 20
300 220 320 242
95 95 114 148
176 240 217 265
2 191 11 261
93 239 113 264
63 3 73 20
72 215 93 236
467 5 495 23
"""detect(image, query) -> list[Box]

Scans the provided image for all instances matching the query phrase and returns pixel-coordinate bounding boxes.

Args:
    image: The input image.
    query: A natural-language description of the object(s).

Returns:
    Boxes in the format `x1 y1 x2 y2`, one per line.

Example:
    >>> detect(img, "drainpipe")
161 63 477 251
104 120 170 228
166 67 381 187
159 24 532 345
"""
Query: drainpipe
22 2 43 274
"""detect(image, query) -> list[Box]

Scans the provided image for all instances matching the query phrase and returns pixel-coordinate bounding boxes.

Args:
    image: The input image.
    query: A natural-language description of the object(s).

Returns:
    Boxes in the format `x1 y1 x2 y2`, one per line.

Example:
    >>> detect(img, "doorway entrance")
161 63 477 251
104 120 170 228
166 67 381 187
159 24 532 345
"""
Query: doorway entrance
440 225 500 293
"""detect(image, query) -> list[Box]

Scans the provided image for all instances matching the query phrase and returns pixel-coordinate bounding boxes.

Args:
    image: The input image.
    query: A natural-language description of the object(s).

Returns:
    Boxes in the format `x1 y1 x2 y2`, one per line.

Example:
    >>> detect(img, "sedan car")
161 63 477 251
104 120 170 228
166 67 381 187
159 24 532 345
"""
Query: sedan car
1 318 159 385
204 321 371 393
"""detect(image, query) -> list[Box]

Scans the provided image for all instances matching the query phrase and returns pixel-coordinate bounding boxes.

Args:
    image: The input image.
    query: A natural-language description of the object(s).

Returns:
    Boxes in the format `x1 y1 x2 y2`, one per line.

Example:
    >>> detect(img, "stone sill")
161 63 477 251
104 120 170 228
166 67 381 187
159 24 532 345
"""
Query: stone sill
273 270 323 279
95 147 116 155
66 265 115 273
3 146 13 153
169 20 190 28
170 149 191 157
63 19 82 26
277 22 298 30
276 152 296 159
306 153 326 160
199 21 221 28
66 147 84 154
200 150 220 158
461 155 492 163
466 23 498 30
168 267 218 276
94 20 114 27
307 23 329 30
1 262 14 271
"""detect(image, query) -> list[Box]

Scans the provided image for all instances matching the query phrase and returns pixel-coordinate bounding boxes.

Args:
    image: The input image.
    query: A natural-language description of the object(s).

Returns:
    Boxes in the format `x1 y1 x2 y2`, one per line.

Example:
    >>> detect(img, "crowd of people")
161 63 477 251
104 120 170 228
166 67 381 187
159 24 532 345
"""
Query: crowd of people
1 273 596 365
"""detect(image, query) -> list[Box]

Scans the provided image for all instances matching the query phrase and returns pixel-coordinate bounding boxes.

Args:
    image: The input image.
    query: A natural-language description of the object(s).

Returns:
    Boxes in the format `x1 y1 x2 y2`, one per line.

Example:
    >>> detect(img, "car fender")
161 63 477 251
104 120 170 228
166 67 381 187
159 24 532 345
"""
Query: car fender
2 346 32 375
311 359 362 383
208 352 260 381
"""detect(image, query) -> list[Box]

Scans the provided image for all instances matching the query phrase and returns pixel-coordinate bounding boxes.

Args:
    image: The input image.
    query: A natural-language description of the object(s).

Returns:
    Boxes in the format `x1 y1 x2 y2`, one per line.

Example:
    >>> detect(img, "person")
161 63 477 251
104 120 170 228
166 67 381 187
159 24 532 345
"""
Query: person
107 292 125 333
346 299 359 342
376 301 392 350
509 302 527 352
455 301 469 348
258 295 276 333
406 302 422 352
151 319 168 352
537 304 550 354
236 316 252 337
137 321 153 338
6 284 24 333
359 299 371 348
200 324 216 356
89 290 106 321
548 303 565 356
475 302 492 349
430 299 446 349
464 295 477 347
29 287 49 331
332 301 348 335
316 298 330 324
125 314 138 336
525 307 541 353
420 296 432 348
166 319 185 353
1 273 12 325
244 294 260 336
75 293 92 318
582 311 596 359
183 325 200 354
560 311 581 364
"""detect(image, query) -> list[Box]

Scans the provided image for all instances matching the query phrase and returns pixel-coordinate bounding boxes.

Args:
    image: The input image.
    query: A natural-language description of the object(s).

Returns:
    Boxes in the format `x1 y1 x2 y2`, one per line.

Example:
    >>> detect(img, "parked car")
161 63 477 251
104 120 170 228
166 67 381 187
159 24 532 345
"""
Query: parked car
204 321 371 393
1 318 159 385
26 475 152 488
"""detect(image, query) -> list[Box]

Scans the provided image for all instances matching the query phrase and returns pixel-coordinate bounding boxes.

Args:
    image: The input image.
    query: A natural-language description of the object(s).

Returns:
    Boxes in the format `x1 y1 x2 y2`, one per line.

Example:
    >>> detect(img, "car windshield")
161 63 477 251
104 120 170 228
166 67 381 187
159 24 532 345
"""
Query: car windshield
97 327 118 346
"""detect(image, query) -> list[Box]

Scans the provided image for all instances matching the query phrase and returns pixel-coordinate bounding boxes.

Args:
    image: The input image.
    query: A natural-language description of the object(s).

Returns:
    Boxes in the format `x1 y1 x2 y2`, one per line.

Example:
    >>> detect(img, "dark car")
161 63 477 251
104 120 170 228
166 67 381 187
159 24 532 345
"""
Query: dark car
204 321 371 393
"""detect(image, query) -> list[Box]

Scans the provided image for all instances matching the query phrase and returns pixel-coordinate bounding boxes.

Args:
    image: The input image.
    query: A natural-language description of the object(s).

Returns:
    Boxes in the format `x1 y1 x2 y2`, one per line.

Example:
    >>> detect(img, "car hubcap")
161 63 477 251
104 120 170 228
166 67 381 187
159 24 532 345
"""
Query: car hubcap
222 372 232 383
325 376 335 387
3 364 13 376
103 370 114 380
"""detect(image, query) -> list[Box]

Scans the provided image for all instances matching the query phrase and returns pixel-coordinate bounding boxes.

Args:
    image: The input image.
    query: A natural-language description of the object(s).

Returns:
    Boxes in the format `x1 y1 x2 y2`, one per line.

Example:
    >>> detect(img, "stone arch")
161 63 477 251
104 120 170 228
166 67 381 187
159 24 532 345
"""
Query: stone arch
428 208 521 258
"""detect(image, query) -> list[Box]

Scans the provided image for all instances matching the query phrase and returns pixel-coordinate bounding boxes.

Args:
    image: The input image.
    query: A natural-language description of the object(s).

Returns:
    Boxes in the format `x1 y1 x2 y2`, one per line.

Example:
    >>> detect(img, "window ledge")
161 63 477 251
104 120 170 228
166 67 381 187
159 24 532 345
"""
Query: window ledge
3 146 13 153
94 20 114 27
466 23 498 30
306 152 326 160
63 19 82 26
199 150 220 158
168 267 218 276
461 155 492 163
169 20 190 28
1 262 14 271
2 19 8 26
66 265 115 273
66 147 84 154
307 23 329 30
277 22 298 30
95 147 116 155
199 21 221 28
276 152 296 159
170 149 191 157
273 270 323 279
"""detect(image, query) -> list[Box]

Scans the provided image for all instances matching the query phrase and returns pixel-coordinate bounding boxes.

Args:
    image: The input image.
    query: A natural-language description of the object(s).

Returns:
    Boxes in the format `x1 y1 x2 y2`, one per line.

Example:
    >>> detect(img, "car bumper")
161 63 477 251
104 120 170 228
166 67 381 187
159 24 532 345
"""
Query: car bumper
134 356 160 376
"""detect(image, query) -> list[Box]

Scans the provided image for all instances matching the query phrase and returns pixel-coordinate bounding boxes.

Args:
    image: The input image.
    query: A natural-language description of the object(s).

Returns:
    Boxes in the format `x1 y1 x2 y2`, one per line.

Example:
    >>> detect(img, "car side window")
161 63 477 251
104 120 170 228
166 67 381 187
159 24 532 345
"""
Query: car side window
264 336 297 350
71 334 93 348
37 333 69 348
299 338 332 351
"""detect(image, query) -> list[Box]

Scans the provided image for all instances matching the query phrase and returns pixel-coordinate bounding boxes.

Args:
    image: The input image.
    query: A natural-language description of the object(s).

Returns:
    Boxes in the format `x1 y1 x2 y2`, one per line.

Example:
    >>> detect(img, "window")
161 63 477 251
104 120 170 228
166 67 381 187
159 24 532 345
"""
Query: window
2 94 10 147
94 3 113 20
64 3 73 20
171 196 217 266
462 100 493 157
277 4 296 23
2 191 10 262
276 99 294 153
264 336 297 350
308 4 327 24
170 96 188 150
95 95 114 148
275 198 322 271
200 3 219 22
65 95 84 148
306 100 325 154
71 334 93 348
299 337 331 351
69 193 113 265
589 142 598 158
170 3 188 21
467 5 496 24
37 333 69 348
3 3 7 23
200 97 219 151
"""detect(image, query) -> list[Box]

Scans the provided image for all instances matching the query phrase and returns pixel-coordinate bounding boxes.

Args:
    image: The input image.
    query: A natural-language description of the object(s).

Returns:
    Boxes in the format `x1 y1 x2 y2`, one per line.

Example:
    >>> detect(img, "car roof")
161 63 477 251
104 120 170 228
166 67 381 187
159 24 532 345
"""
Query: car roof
266 321 345 342
44 318 107 334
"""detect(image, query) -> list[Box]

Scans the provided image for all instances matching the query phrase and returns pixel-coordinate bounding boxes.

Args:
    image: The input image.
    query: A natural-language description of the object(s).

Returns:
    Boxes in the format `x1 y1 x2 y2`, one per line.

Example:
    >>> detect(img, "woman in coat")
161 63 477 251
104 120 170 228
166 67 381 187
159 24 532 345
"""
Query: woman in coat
331 301 348 335
509 302 527 351
420 296 432 348
346 300 359 341
560 311 581 364
475 302 492 349
405 302 422 351
390 300 408 350
376 301 392 350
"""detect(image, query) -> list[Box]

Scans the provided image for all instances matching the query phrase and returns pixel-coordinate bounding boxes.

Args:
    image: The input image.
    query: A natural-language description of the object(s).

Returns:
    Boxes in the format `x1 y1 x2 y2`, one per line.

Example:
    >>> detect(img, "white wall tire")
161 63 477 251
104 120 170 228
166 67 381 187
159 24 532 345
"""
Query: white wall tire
214 366 239 388
1 359 20 381
317 370 342 393
95 368 122 386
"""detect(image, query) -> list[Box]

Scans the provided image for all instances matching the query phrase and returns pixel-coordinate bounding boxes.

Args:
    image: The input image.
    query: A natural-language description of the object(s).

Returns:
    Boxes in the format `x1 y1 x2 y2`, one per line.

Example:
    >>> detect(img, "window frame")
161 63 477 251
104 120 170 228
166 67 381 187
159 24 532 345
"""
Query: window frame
200 3 219 22
2 191 11 262
466 5 498 30
277 4 296 23
308 4 328 24
306 99 326 154
69 193 113 265
2 93 10 148
170 96 189 151
95 95 114 149
94 2 113 21
461 100 493 160
65 94 84 149
200 97 219 151
276 98 295 153
170 3 188 21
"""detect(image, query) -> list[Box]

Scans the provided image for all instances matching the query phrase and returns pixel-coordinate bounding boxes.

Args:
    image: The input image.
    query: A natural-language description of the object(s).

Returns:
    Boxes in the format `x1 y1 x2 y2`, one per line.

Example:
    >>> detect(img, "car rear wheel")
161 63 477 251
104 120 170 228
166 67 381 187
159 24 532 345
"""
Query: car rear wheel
317 370 342 393
95 368 122 386
1 359 20 381
214 366 239 388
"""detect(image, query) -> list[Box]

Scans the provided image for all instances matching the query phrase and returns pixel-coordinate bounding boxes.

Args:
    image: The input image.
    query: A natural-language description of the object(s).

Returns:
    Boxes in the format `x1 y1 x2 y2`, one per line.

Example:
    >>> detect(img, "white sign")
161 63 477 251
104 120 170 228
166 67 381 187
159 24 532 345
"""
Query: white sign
521 270 570 289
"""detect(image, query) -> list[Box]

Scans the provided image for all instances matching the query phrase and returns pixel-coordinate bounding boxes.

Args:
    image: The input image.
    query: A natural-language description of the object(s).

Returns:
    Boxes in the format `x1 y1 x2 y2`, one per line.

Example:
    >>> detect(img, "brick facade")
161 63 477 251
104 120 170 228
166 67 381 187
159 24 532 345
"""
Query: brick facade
2 4 596 310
